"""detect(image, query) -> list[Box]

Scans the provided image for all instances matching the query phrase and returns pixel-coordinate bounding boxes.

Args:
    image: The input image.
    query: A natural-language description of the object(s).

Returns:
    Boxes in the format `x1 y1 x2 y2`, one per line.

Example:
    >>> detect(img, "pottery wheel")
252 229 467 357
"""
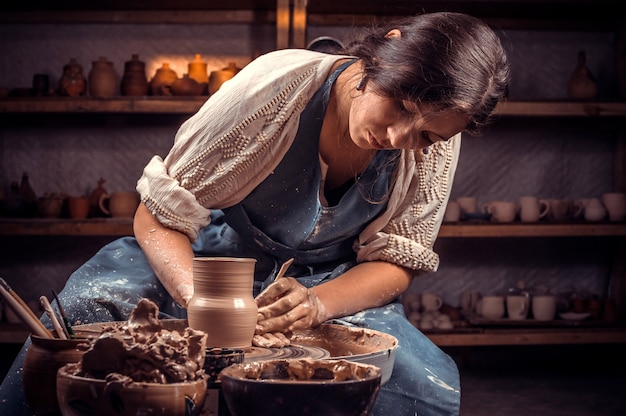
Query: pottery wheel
243 344 330 362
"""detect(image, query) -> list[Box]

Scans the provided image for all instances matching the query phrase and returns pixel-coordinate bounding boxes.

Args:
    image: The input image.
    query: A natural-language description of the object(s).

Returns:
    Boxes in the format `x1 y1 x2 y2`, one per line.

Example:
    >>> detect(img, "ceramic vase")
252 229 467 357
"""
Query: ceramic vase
568 50 598 100
121 54 149 96
187 257 258 349
58 58 86 97
88 56 116 97
149 62 178 96
208 62 241 95
188 54 209 95
22 335 90 415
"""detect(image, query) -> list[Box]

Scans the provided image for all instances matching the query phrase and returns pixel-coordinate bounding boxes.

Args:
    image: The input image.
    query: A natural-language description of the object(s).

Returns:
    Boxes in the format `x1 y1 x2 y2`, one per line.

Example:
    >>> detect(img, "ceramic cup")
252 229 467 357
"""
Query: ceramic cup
67 196 90 220
482 201 516 223
518 196 550 223
421 293 442 312
602 192 626 221
402 292 421 315
444 201 461 222
532 295 557 321
99 191 140 218
457 196 478 218
506 294 530 320
583 198 607 222
460 291 481 314
477 296 505 319
545 199 580 222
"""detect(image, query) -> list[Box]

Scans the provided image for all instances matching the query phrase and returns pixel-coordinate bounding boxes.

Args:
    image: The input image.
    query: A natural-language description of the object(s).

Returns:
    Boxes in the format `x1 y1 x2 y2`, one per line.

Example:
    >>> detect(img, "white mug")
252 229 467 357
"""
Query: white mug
457 196 478 216
518 196 550 223
482 201 516 223
602 192 626 221
421 293 443 312
532 295 557 321
444 201 461 222
506 295 529 320
477 296 505 319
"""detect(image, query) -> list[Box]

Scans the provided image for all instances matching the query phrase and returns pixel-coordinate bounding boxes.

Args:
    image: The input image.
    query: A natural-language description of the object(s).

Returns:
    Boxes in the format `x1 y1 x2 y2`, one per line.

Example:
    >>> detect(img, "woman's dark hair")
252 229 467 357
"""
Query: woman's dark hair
344 12 510 135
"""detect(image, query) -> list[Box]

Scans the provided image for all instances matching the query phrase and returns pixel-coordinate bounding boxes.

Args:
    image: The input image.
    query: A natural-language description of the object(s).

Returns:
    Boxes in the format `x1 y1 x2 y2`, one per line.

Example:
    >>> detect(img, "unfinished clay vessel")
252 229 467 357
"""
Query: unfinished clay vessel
187 257 257 349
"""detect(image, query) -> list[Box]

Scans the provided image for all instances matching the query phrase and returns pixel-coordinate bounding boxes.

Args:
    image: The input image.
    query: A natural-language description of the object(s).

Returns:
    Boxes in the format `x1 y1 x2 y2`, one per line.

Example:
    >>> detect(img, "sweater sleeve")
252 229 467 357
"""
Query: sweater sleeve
354 134 462 272
136 50 343 241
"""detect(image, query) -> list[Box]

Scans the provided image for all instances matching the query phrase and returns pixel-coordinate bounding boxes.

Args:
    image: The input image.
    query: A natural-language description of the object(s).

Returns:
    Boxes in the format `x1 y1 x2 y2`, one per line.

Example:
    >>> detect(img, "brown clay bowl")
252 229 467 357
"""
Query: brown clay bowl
56 364 207 416
220 358 381 416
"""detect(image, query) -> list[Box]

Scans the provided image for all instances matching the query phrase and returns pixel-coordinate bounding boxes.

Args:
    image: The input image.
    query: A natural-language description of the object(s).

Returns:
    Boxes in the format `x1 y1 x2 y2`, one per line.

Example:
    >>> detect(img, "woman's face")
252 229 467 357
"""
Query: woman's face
348 89 468 151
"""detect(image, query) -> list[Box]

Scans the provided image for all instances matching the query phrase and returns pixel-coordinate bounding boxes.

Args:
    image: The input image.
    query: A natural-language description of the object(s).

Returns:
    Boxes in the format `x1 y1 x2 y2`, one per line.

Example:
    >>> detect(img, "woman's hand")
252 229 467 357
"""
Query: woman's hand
255 277 327 335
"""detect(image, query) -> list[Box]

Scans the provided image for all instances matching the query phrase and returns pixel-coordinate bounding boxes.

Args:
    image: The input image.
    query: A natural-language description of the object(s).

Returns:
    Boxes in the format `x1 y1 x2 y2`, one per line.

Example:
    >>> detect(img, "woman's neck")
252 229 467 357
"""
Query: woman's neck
319 60 375 191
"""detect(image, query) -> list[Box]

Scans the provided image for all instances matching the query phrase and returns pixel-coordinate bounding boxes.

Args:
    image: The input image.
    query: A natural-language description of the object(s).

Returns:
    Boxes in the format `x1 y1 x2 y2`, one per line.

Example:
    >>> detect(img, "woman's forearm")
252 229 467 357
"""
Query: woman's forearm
133 203 195 307
312 261 414 321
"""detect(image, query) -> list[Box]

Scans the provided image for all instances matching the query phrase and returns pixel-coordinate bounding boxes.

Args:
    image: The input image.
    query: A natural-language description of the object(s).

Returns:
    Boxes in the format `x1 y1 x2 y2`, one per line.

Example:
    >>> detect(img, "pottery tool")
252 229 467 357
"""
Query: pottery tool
0 278 53 339
273 258 294 283
40 295 67 340
52 289 75 339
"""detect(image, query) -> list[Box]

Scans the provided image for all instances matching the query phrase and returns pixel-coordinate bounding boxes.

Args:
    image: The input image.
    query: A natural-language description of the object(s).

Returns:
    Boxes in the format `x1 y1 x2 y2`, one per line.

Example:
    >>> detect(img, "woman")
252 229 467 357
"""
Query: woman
0 12 509 415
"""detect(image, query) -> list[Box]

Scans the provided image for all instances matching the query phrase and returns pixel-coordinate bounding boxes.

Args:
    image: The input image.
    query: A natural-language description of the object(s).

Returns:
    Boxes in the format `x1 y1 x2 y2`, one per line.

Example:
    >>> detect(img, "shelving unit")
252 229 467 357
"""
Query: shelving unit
1 1 625 348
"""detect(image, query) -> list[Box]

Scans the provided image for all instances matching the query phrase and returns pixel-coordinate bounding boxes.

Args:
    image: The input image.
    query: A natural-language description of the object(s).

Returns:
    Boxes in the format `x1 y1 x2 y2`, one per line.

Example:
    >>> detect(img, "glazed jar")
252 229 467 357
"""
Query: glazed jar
58 58 86 97
121 54 149 96
188 54 209 95
149 62 178 96
88 56 116 97
88 177 108 217
208 62 241 95
568 50 598 100
23 335 91 415
187 257 258 349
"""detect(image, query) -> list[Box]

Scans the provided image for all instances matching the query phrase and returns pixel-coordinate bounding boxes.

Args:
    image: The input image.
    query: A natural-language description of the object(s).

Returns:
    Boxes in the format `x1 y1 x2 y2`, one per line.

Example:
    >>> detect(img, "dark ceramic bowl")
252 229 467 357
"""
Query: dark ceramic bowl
220 358 382 416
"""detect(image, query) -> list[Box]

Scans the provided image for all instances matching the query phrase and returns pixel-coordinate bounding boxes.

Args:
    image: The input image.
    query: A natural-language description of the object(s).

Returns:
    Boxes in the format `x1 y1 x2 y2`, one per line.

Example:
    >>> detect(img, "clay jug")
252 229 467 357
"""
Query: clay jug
99 191 140 218
58 58 86 97
187 257 258 349
170 74 203 96
88 177 108 217
188 54 209 95
121 54 150 96
19 171 38 217
23 334 91 415
568 50 598 100
88 56 116 97
208 62 241 95
149 62 178 96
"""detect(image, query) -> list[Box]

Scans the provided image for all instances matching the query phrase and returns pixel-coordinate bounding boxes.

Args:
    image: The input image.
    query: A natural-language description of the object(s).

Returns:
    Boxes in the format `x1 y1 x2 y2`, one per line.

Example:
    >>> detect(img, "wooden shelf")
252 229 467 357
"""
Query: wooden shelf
438 222 626 237
426 326 626 346
0 96 208 114
1 219 625 237
2 98 626 117
0 218 133 236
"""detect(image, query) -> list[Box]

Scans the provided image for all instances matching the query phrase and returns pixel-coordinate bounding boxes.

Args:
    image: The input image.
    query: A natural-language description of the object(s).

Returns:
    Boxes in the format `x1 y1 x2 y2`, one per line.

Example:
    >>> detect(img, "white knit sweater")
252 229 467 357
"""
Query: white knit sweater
137 49 461 273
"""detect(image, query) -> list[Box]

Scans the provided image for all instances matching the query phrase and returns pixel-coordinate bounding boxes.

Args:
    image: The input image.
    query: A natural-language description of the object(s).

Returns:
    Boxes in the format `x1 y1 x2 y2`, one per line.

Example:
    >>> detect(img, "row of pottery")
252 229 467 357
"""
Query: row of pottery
54 54 241 97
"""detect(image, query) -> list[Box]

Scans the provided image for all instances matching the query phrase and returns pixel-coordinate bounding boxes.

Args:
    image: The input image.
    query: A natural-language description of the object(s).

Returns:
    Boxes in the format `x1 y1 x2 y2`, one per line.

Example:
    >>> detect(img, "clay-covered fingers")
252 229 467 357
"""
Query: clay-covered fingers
255 277 304 307
252 332 291 348
256 302 310 334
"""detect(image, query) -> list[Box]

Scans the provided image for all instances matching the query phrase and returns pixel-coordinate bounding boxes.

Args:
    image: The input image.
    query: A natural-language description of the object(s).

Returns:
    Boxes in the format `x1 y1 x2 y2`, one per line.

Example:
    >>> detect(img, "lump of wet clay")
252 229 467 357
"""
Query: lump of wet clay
69 298 207 383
